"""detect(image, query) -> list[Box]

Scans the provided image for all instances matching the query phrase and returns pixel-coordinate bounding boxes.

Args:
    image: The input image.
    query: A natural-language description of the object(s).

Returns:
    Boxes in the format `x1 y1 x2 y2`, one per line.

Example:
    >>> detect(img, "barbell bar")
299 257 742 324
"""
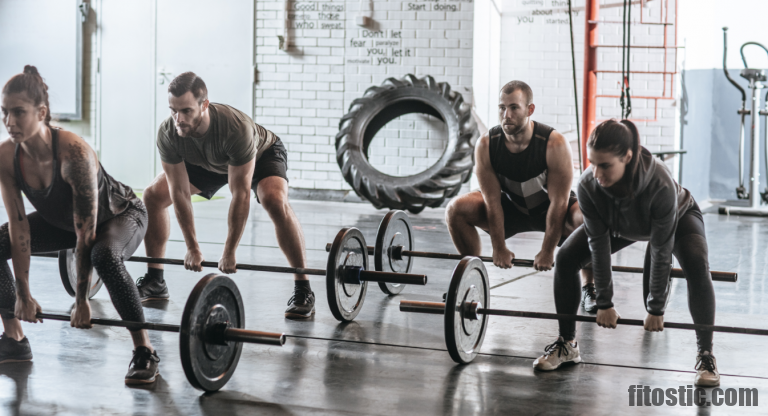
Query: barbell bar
326 211 738 290
35 228 427 322
1 273 284 392
399 257 764 364
36 252 426 285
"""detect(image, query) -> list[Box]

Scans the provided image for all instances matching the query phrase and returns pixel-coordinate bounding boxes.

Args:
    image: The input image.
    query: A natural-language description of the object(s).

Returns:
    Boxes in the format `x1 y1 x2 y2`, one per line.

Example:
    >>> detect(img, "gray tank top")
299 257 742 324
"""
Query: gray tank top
13 128 139 232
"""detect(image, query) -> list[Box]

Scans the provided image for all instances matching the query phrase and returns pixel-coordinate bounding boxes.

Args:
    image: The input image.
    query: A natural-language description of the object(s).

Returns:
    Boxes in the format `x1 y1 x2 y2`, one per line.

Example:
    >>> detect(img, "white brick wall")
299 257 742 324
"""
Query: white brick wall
256 0 474 190
499 0 678 168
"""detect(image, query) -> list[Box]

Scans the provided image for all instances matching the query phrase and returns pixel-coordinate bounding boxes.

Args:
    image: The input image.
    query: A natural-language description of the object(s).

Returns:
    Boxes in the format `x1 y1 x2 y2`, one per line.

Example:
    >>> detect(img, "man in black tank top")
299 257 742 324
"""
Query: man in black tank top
446 81 595 308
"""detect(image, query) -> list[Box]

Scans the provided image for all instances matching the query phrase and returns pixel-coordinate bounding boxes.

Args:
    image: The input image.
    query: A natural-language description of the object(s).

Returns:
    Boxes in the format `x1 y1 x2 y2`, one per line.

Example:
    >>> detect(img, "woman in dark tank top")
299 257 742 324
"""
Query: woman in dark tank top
0 66 161 384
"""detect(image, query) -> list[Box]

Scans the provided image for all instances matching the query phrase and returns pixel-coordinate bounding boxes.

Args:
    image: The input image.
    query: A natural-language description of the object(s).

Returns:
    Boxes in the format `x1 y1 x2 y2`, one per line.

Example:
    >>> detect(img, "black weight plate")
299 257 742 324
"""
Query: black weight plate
180 274 244 392
58 249 104 299
326 228 369 322
444 257 490 364
374 210 414 295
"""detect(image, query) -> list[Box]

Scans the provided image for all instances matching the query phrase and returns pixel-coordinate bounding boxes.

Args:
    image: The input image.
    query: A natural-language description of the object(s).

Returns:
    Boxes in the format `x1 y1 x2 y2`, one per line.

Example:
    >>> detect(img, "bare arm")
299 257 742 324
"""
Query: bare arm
474 134 514 267
540 132 574 256
162 161 201 266
0 152 33 312
61 140 99 305
219 159 255 273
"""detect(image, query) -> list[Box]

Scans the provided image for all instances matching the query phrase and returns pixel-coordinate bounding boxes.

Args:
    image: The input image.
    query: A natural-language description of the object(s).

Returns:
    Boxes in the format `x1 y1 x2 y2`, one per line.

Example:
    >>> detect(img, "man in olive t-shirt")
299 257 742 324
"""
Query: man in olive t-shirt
136 72 315 319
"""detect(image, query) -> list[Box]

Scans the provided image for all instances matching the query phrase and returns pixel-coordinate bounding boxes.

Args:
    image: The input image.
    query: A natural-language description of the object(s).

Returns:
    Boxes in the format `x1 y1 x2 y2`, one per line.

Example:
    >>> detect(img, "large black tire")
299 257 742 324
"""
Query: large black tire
336 74 477 214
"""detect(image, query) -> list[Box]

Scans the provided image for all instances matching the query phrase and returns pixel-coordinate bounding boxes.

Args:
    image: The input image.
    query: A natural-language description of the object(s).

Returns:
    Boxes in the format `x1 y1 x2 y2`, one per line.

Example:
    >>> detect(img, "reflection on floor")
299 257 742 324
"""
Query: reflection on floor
1 198 767 414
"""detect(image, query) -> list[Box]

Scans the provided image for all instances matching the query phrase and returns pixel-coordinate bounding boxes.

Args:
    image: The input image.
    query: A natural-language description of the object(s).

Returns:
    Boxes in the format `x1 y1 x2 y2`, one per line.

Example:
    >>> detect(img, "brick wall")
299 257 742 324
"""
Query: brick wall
254 0 475 190
499 0 678 169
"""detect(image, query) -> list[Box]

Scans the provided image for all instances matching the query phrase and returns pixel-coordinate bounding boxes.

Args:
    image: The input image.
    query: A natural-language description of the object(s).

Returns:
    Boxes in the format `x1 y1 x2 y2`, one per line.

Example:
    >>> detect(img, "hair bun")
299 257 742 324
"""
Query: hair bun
23 65 40 76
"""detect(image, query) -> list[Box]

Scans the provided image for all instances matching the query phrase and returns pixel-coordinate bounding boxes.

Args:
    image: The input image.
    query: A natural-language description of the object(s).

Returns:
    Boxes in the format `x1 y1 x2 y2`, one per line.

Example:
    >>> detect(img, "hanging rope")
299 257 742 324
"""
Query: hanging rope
567 0 582 172
620 0 633 119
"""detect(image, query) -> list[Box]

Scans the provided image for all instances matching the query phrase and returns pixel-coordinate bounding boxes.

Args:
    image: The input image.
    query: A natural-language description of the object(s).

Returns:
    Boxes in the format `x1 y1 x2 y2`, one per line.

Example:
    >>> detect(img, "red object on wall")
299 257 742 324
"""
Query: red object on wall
581 0 678 170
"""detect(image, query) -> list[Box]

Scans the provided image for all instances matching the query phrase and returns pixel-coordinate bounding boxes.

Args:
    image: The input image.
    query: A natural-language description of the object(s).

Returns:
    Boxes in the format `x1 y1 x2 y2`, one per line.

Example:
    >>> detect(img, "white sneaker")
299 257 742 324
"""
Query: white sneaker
694 351 720 387
533 337 582 371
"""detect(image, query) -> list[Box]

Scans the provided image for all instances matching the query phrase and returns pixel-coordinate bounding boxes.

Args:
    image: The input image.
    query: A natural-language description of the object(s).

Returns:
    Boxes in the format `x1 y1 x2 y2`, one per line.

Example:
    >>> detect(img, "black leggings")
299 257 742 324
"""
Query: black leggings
554 206 716 352
0 202 148 325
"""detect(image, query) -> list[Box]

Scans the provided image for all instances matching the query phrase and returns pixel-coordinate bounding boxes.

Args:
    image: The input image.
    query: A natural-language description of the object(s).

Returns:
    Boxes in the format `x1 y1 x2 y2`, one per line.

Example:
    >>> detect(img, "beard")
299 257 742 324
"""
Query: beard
175 113 203 137
501 120 526 136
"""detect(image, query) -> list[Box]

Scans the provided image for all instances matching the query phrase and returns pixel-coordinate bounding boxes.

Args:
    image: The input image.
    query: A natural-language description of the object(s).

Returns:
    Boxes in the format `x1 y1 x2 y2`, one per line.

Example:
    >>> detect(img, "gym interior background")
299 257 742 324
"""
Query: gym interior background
1 0 768 414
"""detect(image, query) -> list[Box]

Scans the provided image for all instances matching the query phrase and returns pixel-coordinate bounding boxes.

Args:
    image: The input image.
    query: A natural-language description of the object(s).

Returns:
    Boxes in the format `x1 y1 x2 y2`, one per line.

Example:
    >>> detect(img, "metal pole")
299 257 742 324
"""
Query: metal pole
749 79 764 209
582 0 600 170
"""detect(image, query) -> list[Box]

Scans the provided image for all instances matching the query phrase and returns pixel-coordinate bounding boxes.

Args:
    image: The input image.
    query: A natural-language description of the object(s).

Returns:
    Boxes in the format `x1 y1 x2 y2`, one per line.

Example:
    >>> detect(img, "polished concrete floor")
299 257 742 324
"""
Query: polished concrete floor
1 197 767 415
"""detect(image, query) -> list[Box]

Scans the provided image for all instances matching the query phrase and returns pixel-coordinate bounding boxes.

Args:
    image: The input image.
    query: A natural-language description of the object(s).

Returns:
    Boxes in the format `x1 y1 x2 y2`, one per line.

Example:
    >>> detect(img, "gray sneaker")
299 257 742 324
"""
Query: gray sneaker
136 274 170 301
533 337 582 371
285 286 315 320
125 346 160 385
0 333 32 364
581 283 597 313
694 351 720 387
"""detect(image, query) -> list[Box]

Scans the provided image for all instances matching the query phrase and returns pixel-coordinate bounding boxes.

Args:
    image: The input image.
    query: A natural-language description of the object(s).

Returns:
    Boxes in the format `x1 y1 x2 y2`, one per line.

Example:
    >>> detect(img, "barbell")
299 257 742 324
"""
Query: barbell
1 273 284 392
35 228 428 322
326 210 738 297
399 257 767 364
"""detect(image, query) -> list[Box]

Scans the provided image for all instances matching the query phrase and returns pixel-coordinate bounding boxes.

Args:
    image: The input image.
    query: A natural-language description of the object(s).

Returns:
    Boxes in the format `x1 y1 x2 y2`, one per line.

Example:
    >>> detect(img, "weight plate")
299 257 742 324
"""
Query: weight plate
374 210 414 295
444 257 490 364
180 274 244 392
326 228 369 322
58 249 104 299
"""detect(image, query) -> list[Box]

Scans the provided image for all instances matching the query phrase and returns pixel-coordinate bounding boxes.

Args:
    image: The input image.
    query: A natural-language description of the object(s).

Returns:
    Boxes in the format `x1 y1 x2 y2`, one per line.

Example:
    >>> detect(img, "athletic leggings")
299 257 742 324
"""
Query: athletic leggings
554 206 716 352
0 202 148 325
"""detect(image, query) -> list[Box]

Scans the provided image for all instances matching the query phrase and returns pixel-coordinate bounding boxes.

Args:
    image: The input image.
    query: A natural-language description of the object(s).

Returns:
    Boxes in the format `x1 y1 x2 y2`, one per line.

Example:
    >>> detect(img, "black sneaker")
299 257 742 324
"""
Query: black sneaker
581 283 597 313
0 333 33 364
125 346 160 385
136 274 169 301
285 286 315 320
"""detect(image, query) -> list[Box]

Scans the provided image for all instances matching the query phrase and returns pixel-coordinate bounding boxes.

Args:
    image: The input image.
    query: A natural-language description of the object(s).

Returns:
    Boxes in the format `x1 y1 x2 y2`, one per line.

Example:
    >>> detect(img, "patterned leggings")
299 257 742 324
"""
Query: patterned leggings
0 202 148 324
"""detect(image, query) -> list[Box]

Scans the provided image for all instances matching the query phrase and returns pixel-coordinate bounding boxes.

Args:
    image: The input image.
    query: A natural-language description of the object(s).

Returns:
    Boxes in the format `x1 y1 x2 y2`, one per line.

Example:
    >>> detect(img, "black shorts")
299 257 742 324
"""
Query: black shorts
481 191 578 245
185 138 289 202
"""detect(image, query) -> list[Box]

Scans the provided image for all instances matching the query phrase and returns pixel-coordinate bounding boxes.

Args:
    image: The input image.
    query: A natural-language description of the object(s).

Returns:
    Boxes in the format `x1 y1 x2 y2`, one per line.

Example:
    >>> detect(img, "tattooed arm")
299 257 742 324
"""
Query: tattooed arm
0 143 39 322
61 139 99 327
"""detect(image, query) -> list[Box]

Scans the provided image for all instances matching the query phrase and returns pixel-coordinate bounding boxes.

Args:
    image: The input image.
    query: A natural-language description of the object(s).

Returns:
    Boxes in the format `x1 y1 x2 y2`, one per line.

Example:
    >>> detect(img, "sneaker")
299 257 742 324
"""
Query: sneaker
0 333 33 364
285 286 315 320
136 274 169 301
125 346 160 385
581 283 597 313
694 351 720 387
533 336 582 371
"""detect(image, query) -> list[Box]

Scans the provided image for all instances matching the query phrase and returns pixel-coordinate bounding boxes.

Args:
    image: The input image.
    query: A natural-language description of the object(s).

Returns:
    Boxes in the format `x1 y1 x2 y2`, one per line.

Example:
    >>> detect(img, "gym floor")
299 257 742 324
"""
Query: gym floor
0 198 766 415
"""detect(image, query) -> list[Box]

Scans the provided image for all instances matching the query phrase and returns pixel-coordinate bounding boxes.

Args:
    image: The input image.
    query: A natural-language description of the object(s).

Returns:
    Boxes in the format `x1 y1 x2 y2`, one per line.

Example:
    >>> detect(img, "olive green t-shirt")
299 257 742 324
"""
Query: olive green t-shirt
156 103 277 174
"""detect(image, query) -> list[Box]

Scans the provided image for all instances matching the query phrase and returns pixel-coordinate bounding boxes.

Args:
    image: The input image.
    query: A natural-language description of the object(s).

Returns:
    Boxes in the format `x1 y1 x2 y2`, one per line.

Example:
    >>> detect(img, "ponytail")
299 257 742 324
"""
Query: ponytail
2 65 52 126
588 118 641 196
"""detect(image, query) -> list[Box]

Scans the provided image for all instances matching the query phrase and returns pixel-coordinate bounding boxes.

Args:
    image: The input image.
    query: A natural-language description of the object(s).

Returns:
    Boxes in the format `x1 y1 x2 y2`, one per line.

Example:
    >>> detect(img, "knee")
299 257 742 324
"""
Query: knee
677 235 710 269
445 198 471 227
142 179 171 210
555 246 581 272
262 192 289 218
90 243 123 280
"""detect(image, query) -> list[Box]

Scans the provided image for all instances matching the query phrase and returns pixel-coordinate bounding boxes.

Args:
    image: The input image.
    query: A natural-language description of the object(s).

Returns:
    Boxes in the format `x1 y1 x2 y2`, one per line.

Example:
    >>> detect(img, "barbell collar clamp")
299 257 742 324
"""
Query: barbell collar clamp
399 300 445 315
341 266 427 285
465 301 482 321
222 328 286 346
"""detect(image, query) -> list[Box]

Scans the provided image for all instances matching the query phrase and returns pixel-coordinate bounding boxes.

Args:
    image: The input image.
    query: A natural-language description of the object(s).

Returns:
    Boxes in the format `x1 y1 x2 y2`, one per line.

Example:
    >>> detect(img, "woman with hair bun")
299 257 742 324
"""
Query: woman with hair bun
0 66 161 384
531 119 720 387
